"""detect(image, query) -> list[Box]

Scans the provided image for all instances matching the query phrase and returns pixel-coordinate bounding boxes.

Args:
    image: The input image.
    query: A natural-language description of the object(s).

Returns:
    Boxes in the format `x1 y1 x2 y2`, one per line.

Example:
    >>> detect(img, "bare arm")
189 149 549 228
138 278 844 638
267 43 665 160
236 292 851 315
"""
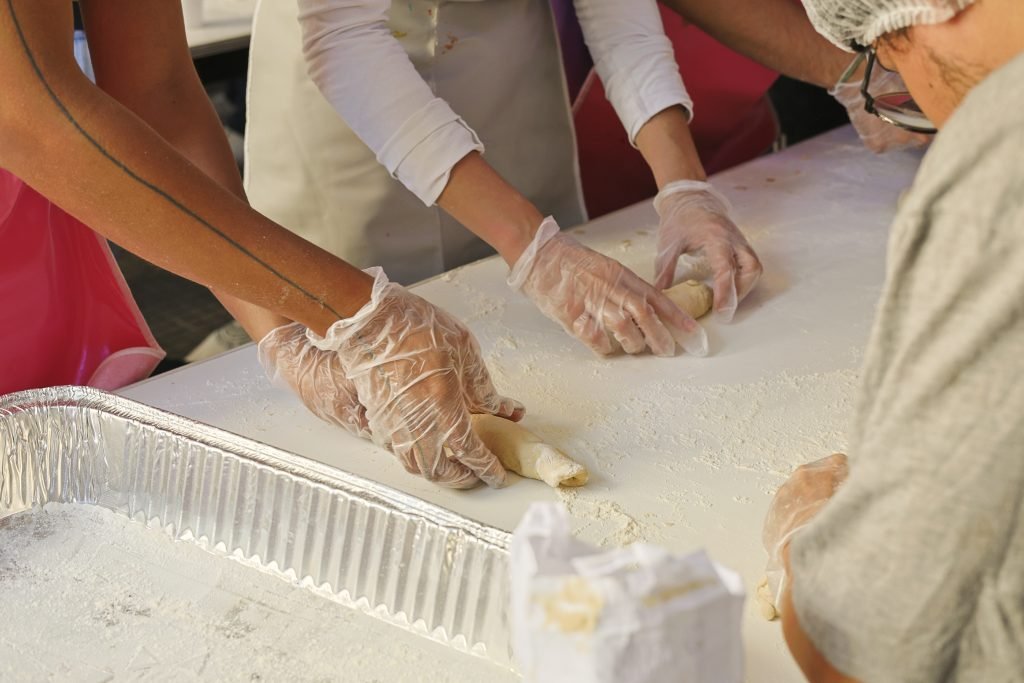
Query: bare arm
0 0 371 337
80 0 289 340
658 0 854 88
434 153 543 267
440 113 709 267
634 105 707 189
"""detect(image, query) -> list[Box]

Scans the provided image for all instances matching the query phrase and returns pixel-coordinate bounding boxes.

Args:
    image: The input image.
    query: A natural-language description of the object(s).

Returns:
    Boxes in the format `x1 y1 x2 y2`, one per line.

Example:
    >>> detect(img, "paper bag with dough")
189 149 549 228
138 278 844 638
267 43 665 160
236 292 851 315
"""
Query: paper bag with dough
471 414 588 487
663 280 713 319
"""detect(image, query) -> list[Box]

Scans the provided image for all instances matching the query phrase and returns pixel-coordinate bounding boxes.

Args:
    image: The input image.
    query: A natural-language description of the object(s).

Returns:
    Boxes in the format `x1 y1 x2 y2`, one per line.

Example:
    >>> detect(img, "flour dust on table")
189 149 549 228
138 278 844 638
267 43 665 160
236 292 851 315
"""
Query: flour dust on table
0 504 519 682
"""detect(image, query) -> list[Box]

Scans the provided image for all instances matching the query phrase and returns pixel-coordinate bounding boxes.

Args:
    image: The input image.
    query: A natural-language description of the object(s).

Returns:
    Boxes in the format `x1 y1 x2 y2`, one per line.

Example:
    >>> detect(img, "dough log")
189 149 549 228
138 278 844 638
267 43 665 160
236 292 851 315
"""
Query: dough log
663 280 713 319
471 414 588 488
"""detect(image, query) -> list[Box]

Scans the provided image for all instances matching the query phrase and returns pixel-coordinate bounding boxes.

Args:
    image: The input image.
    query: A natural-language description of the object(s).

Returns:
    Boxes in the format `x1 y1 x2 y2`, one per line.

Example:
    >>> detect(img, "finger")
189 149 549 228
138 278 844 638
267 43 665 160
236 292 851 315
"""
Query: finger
466 388 526 422
460 354 526 421
734 247 763 303
447 428 509 489
605 309 647 355
647 290 708 357
494 395 526 422
571 311 615 356
653 245 683 290
803 452 849 475
712 268 739 323
341 404 372 439
626 296 675 357
397 437 481 489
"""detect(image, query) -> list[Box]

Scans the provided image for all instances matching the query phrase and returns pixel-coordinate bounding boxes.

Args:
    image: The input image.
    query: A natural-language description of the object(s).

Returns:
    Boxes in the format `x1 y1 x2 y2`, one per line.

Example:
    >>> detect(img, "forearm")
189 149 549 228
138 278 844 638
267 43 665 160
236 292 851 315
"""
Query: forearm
658 0 853 88
80 8 291 340
634 105 707 189
125 76 291 340
0 3 370 335
5 89 368 334
436 152 543 267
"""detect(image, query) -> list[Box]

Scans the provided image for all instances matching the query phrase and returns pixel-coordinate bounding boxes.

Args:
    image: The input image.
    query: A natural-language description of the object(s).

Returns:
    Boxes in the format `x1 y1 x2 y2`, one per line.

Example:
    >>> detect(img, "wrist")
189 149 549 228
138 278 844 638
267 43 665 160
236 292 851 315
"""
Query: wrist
506 217 561 290
435 152 544 266
635 106 708 189
654 180 731 219
492 202 545 267
305 269 375 337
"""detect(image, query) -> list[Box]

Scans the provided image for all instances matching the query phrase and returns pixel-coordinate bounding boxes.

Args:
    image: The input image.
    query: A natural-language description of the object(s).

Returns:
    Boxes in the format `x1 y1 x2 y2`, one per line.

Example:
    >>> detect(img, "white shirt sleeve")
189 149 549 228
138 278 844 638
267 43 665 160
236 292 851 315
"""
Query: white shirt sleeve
298 0 484 205
574 0 693 144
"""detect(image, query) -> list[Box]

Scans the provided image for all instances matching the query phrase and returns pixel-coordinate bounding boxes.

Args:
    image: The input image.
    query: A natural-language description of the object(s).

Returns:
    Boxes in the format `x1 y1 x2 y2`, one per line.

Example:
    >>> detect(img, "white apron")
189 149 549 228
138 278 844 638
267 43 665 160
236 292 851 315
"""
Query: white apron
244 0 586 284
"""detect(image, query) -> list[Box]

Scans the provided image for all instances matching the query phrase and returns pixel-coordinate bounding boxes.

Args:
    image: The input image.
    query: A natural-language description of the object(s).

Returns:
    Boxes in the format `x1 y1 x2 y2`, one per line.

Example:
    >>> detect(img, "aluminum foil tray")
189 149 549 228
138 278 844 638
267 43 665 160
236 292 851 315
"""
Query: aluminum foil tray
0 386 514 667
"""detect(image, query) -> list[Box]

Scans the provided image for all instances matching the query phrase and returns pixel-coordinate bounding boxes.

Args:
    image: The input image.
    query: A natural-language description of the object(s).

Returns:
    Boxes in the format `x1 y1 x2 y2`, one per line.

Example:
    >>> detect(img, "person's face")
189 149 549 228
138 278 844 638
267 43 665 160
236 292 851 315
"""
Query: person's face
875 7 990 130
875 29 954 129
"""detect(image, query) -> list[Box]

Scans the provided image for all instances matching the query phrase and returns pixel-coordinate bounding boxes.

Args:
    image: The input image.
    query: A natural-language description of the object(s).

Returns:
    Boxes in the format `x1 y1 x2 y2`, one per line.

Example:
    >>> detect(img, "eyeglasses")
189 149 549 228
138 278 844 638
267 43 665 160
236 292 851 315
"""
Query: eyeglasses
842 49 937 134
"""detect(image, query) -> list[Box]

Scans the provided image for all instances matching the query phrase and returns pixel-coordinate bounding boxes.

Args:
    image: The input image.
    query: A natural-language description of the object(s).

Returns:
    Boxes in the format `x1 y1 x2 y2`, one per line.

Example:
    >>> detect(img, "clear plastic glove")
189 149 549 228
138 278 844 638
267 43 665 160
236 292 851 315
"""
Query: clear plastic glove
509 217 707 357
258 322 371 438
308 267 524 489
832 70 931 154
760 453 849 615
655 180 761 321
654 181 762 322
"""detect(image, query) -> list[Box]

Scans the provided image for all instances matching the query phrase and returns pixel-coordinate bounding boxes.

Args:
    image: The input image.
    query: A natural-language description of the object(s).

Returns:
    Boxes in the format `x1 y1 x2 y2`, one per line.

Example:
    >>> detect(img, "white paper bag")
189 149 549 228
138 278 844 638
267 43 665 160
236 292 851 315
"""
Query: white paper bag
511 503 745 683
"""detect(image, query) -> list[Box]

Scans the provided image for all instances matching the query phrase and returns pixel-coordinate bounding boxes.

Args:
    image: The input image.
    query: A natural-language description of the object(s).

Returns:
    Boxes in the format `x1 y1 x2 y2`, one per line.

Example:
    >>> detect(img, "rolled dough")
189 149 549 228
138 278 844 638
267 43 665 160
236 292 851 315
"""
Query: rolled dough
471 414 589 488
663 280 713 319
755 576 779 621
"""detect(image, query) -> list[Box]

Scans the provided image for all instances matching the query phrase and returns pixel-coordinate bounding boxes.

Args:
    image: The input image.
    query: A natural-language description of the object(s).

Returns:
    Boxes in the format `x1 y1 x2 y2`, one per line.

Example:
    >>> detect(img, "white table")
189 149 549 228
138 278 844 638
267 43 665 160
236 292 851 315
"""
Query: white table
122 126 924 681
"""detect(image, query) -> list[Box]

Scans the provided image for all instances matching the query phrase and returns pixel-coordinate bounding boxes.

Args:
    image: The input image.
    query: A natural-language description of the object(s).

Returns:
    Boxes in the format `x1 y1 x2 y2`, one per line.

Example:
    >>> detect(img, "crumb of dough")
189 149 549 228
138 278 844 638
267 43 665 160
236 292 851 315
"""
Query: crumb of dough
755 576 779 621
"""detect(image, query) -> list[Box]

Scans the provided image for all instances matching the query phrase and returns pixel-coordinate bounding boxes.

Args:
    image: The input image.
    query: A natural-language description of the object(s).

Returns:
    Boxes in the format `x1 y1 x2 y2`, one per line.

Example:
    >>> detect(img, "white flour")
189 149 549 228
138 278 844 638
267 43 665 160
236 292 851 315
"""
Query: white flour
478 297 860 549
0 504 519 683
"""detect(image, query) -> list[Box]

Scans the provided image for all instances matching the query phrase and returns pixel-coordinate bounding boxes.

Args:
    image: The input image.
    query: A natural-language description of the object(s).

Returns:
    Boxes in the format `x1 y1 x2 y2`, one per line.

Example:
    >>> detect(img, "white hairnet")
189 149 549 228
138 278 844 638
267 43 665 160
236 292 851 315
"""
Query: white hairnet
802 0 975 50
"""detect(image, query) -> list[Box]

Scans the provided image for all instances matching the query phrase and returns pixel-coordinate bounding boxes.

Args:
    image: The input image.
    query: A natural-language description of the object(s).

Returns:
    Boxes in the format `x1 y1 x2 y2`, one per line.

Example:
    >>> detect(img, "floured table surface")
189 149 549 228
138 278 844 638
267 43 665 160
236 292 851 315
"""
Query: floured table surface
0 504 517 682
123 127 924 681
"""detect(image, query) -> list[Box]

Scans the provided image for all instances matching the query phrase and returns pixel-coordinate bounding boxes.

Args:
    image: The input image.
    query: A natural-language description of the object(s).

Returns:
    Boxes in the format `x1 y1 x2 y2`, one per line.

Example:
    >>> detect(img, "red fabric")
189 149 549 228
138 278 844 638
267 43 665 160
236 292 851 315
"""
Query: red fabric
0 169 164 394
574 9 780 218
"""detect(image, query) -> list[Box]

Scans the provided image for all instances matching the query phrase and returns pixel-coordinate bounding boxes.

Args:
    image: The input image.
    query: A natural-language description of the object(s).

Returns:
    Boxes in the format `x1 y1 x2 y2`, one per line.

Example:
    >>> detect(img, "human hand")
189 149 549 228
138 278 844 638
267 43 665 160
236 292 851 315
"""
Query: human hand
508 218 708 357
760 453 849 616
258 322 371 438
654 181 762 322
308 268 524 489
831 71 931 154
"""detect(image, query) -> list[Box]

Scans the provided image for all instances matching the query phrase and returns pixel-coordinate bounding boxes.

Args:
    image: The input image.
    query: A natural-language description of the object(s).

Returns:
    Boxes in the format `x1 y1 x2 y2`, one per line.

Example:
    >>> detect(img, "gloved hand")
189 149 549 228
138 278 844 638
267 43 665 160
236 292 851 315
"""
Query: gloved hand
258 322 371 439
509 217 708 357
760 453 849 616
654 181 762 322
308 267 524 489
832 69 931 154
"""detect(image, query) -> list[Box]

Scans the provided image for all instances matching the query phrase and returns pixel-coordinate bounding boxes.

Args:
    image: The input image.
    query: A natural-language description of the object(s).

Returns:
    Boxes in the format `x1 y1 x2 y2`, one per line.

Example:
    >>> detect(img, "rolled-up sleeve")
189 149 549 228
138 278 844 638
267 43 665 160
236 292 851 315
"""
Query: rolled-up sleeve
573 0 692 144
298 0 483 205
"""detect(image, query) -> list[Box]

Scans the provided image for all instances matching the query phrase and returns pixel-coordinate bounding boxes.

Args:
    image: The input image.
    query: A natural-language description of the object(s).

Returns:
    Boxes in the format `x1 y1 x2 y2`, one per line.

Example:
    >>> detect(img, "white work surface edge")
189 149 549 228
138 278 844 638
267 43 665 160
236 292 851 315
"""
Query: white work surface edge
123 126 924 681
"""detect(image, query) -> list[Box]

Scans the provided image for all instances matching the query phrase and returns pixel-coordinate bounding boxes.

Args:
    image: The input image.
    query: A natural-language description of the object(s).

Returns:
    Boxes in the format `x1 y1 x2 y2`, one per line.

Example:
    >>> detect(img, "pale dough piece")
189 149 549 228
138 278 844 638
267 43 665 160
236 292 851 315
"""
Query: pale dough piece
471 414 589 487
663 280 713 319
755 576 780 621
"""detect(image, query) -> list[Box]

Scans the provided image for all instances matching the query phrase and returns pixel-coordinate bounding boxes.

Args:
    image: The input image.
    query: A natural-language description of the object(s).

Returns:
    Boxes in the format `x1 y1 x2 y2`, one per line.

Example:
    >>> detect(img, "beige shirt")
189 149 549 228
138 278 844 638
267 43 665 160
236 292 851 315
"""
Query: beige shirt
790 52 1024 682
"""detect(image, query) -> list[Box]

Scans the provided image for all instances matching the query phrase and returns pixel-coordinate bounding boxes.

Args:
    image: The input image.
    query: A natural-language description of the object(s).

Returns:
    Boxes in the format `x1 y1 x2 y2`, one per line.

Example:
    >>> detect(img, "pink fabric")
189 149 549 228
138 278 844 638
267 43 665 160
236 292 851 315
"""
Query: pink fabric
0 169 164 394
